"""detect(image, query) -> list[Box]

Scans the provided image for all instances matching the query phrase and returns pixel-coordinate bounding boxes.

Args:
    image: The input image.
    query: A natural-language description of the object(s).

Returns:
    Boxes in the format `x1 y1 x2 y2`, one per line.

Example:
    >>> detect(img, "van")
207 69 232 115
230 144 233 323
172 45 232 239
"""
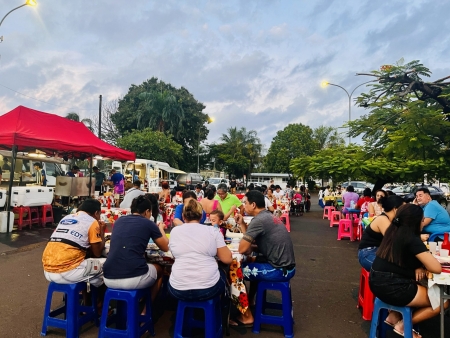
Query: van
176 173 203 191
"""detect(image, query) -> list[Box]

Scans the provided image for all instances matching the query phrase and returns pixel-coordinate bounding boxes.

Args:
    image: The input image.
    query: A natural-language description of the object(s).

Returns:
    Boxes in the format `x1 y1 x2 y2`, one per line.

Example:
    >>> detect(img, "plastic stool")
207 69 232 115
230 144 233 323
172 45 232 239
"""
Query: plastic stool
337 219 355 241
280 213 290 232
329 211 342 227
99 288 155 337
13 206 32 230
41 282 99 338
357 268 374 320
173 295 222 338
369 298 417 338
253 281 293 338
30 207 41 227
40 204 54 227
323 206 335 220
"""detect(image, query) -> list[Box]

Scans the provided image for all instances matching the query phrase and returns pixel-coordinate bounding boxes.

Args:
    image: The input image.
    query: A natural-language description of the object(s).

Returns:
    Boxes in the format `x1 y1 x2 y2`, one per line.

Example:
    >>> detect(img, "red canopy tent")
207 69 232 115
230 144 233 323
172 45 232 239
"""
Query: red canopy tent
0 105 135 160
0 106 135 233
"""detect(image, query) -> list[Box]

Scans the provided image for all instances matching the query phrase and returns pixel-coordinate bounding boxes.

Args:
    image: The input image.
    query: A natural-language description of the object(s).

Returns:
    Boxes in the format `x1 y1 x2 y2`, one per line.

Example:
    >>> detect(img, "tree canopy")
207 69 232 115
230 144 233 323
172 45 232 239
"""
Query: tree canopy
111 77 210 170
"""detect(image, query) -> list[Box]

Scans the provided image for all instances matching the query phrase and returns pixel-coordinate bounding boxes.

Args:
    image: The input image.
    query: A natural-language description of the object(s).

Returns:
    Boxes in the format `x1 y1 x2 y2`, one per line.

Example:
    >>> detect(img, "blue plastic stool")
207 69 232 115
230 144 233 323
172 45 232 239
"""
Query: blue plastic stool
429 233 446 241
98 288 155 337
173 295 222 338
41 282 99 338
369 298 418 338
252 281 294 338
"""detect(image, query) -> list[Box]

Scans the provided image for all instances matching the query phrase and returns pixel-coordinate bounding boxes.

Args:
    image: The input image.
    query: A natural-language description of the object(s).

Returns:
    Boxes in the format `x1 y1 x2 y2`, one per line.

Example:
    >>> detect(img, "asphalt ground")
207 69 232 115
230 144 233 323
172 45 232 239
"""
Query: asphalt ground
0 196 448 337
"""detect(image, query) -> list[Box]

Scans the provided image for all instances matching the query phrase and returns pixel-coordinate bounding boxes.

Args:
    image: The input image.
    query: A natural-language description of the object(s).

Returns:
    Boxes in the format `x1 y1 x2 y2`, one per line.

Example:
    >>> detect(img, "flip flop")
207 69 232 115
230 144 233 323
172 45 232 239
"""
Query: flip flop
384 320 396 328
393 328 422 338
229 318 253 328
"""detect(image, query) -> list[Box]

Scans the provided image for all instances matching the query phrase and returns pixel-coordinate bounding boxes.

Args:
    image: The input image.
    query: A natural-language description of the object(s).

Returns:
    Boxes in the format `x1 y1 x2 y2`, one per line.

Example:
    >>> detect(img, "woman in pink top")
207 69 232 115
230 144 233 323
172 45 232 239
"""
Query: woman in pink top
342 185 360 215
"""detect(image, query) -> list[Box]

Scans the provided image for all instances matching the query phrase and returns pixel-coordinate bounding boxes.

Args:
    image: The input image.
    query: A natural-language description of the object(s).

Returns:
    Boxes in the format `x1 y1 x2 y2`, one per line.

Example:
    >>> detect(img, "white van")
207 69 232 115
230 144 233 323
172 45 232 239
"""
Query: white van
122 159 185 193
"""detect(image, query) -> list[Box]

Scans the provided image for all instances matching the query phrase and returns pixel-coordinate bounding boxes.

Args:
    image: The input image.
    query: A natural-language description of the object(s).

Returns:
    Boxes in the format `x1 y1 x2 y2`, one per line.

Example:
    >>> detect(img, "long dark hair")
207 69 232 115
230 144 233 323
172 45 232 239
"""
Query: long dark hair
379 195 404 212
376 204 423 266
145 193 160 221
205 186 216 200
131 195 152 215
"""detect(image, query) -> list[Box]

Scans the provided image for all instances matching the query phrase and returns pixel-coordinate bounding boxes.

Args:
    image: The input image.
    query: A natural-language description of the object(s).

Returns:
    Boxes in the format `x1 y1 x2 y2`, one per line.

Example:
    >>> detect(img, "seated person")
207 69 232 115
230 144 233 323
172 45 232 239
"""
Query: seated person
368 190 386 216
369 204 447 338
195 184 204 200
168 199 232 301
158 181 171 203
145 193 164 223
358 195 404 271
42 199 106 287
103 195 169 301
119 180 145 209
414 187 450 240
254 186 274 213
209 209 225 229
355 188 375 213
200 187 226 216
235 190 296 326
342 185 359 215
173 191 206 226
215 183 244 216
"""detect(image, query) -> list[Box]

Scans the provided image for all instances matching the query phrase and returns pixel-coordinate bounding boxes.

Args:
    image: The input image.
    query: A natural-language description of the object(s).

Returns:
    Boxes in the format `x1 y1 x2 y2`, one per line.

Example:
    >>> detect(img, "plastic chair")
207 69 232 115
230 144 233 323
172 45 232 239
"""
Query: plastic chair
30 207 41 227
329 211 342 227
337 219 355 241
429 233 446 241
39 204 54 227
357 268 375 320
252 281 293 338
99 287 155 337
369 298 417 338
323 206 335 220
12 206 32 230
173 295 222 338
41 282 99 338
280 213 290 232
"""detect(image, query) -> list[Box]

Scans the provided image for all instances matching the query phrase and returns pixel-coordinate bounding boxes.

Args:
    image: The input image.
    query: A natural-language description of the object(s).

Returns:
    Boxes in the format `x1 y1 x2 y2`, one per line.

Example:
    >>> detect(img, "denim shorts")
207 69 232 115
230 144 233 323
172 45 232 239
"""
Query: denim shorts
242 262 296 282
369 269 418 306
168 268 227 302
358 247 378 272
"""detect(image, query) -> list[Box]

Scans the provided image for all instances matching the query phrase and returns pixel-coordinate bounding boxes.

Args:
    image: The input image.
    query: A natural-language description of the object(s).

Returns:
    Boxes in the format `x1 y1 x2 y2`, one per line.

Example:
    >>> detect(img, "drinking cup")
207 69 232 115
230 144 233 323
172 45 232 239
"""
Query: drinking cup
429 242 437 254
437 241 442 250
440 249 449 258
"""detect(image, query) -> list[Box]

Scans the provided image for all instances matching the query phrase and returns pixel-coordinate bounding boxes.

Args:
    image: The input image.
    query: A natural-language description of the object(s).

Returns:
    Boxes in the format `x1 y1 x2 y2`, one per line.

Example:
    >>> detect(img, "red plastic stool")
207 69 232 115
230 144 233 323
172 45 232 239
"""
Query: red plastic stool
337 219 355 241
40 204 54 227
323 206 335 220
357 268 375 320
13 206 32 230
329 211 342 227
29 207 41 227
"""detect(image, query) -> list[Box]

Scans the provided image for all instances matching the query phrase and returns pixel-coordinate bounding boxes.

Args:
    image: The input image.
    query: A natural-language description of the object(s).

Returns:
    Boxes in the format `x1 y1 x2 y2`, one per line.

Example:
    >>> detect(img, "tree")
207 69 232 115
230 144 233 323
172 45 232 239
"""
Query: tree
265 124 316 177
111 77 210 171
90 99 122 144
313 126 345 149
66 112 94 132
116 129 183 167
212 127 262 179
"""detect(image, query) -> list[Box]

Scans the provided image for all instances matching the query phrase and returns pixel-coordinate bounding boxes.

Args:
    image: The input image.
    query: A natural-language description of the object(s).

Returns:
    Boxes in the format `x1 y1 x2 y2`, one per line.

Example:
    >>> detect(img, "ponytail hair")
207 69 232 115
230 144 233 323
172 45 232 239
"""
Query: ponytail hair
130 195 152 215
182 199 203 222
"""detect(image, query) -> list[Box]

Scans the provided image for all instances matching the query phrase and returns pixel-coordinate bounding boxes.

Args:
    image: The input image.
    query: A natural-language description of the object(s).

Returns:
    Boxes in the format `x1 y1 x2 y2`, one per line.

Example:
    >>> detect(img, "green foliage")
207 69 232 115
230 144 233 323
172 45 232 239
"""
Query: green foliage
116 129 182 167
111 77 209 171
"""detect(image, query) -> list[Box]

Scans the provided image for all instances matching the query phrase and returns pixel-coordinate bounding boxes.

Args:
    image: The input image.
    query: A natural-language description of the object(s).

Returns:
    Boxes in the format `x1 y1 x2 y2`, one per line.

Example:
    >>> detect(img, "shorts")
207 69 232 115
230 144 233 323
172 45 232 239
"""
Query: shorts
369 269 418 306
44 258 106 287
358 247 378 272
104 264 157 290
242 262 296 282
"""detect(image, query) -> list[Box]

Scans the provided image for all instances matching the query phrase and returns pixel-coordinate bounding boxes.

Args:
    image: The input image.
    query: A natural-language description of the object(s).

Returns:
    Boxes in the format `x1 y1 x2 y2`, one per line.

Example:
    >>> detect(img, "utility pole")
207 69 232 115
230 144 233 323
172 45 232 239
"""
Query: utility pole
98 95 102 139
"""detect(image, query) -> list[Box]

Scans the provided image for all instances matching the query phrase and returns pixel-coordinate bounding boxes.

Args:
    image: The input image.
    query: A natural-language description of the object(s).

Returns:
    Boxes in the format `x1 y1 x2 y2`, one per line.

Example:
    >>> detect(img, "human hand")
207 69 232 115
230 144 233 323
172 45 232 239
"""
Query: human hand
421 234 430 242
98 220 107 233
415 267 426 281
234 213 243 225
158 222 166 231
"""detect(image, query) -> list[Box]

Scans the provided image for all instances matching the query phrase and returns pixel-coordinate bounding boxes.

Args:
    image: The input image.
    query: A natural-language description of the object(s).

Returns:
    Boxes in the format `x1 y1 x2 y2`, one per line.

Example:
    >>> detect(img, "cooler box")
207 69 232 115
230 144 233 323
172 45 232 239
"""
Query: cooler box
11 186 54 207
0 211 14 233
0 188 7 208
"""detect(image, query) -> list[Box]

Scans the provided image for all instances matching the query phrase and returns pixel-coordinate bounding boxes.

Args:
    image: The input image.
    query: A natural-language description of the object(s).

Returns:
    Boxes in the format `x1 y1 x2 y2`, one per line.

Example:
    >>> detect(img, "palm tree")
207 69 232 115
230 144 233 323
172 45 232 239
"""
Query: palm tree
65 112 80 122
313 126 345 149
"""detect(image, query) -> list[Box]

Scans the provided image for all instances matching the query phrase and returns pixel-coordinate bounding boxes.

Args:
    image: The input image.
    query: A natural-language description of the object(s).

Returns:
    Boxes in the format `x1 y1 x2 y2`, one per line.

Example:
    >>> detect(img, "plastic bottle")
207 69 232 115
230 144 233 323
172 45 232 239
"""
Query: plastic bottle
442 233 450 250
350 200 355 209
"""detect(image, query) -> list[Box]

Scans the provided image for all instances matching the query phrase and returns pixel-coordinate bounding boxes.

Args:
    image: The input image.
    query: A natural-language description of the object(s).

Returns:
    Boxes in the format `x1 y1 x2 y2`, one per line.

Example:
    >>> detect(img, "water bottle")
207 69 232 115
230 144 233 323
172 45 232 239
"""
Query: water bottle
350 200 355 209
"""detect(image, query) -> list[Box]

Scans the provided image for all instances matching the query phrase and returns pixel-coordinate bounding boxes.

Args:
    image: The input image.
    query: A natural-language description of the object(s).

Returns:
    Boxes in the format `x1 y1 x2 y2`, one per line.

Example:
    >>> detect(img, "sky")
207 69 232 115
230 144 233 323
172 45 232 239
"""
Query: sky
0 0 449 150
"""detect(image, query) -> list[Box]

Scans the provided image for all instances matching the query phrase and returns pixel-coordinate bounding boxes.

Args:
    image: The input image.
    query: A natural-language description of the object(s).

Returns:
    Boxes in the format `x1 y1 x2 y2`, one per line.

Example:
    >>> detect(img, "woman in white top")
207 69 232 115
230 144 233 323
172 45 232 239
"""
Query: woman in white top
368 189 386 216
168 199 232 301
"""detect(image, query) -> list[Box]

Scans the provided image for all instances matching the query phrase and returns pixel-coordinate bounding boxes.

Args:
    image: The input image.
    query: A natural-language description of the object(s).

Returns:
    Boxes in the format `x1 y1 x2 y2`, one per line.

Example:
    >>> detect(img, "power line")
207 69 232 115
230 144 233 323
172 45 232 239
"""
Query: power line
0 82 98 112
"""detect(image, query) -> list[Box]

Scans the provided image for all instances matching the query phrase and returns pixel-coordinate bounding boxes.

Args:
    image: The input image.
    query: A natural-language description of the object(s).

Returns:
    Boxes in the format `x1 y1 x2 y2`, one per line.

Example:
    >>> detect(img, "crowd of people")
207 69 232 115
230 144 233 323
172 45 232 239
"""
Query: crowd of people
41 181 296 330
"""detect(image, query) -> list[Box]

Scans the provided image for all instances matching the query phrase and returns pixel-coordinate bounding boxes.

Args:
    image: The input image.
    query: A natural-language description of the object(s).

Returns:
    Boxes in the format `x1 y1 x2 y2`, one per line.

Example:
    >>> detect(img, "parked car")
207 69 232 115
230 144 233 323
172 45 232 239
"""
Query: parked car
341 181 370 194
176 173 203 191
392 185 448 208
208 177 229 190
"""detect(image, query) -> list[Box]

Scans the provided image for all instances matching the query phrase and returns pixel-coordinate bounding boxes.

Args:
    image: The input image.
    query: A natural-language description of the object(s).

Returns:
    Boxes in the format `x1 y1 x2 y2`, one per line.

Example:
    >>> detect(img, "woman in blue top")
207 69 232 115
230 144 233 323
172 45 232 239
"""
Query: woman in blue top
173 191 206 226
103 195 169 301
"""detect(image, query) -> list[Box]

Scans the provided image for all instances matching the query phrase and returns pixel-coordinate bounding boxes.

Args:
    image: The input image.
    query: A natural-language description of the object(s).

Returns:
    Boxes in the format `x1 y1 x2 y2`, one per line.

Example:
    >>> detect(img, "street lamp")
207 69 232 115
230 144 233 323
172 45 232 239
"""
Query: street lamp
321 80 374 145
0 0 37 42
197 117 214 174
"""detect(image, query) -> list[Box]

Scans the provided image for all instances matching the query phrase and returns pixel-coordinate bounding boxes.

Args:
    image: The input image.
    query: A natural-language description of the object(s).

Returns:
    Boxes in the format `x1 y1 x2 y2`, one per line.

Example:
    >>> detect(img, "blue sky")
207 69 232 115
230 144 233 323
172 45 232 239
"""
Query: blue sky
0 0 449 149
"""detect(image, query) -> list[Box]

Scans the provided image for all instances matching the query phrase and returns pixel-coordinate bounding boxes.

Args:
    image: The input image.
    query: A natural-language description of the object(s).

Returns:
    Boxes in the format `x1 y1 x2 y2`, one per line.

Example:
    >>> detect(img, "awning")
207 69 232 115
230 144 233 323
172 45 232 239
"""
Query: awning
157 165 185 174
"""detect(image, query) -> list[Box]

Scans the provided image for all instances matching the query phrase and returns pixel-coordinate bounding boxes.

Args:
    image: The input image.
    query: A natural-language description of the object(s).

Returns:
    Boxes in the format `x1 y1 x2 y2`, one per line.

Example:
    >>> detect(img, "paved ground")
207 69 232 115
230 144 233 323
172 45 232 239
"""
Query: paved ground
0 197 448 337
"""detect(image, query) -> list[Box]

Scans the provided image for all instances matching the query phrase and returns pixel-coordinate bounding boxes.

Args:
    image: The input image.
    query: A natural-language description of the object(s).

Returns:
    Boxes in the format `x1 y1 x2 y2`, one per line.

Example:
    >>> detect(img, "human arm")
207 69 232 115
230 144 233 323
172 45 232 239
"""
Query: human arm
235 213 252 255
153 222 169 252
421 218 432 227
223 205 236 220
416 252 441 274
89 220 106 257
368 203 375 216
217 246 233 264
173 204 184 226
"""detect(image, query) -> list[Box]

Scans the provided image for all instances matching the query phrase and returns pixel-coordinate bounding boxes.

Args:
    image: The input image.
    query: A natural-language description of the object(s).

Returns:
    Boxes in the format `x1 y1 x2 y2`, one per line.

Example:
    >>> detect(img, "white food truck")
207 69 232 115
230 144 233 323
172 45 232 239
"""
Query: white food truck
118 159 185 193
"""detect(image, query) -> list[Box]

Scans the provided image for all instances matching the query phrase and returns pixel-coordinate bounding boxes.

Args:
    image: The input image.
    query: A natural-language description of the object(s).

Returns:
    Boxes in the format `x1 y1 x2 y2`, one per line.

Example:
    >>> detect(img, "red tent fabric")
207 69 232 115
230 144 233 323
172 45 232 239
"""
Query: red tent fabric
0 106 135 161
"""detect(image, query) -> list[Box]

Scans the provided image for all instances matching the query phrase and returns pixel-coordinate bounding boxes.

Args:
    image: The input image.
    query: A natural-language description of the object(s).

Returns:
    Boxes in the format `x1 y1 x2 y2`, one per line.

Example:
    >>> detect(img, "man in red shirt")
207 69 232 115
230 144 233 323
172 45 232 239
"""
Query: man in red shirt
355 188 375 213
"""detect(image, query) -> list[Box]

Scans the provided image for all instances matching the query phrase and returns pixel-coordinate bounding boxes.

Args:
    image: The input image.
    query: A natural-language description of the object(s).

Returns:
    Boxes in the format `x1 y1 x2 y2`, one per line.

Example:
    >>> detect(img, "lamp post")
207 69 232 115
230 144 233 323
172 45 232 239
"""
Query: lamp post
197 117 214 174
321 80 374 145
0 0 37 42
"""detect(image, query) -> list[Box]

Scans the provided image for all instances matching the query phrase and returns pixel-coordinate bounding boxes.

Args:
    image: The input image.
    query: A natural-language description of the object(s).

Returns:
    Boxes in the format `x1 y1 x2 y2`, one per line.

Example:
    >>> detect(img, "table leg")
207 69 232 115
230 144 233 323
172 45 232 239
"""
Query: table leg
440 285 444 338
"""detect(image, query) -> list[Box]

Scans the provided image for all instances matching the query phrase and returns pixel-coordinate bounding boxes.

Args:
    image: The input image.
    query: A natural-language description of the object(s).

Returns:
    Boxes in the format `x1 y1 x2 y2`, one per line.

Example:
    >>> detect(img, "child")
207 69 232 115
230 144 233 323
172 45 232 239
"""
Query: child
293 191 304 216
210 209 226 236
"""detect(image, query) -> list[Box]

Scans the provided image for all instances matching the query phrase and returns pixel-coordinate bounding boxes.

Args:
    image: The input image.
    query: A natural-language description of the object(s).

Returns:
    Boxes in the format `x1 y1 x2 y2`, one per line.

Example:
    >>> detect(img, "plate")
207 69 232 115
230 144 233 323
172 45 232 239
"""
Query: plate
243 216 254 224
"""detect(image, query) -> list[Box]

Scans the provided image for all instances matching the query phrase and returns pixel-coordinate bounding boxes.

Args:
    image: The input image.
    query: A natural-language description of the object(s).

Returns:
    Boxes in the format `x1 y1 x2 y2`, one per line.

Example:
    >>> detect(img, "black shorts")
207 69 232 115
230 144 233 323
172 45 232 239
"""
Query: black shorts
369 269 418 306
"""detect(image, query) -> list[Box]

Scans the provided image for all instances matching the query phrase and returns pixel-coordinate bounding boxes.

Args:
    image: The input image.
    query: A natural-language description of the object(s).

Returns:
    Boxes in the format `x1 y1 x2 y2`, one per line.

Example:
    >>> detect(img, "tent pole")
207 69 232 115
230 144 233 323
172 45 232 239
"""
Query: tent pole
88 154 93 198
6 145 17 233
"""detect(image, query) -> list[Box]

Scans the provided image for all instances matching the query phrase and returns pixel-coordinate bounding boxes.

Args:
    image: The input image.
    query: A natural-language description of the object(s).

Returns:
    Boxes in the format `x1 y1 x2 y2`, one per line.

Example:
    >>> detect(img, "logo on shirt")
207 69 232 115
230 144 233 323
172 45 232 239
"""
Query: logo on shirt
60 219 78 225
